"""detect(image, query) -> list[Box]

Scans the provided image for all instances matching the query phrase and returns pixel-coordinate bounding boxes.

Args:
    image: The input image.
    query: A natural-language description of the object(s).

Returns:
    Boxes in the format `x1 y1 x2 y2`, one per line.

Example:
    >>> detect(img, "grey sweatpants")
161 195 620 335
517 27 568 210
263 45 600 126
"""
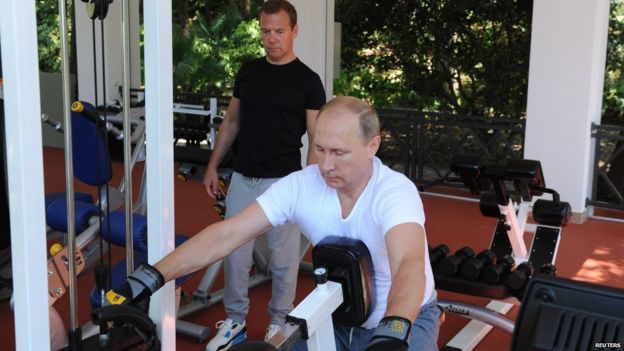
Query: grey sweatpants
223 171 301 326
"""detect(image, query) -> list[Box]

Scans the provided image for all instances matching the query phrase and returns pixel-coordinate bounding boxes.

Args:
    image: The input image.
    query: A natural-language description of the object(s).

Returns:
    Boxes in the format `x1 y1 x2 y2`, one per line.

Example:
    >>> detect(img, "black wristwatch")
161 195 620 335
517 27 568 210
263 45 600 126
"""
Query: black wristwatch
374 316 411 341
366 316 412 350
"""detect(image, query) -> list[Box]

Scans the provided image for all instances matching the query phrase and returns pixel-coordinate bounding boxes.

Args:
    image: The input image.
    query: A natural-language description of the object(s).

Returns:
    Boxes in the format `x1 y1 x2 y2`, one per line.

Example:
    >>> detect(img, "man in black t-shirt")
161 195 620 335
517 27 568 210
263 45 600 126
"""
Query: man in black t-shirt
202 1 326 350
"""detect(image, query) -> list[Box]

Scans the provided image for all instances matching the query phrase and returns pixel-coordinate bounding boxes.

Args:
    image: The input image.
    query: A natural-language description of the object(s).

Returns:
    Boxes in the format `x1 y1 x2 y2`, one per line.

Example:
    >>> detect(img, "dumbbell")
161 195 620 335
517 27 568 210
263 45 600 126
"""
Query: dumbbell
176 164 197 182
483 254 515 285
218 177 228 189
438 247 475 277
429 244 450 268
213 193 226 219
507 261 534 290
460 249 496 280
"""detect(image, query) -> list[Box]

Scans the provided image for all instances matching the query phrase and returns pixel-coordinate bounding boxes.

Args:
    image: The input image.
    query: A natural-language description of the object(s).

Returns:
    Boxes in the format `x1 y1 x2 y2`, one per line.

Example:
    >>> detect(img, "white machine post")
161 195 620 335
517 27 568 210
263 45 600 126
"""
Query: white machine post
144 0 176 348
500 200 529 261
288 280 343 351
0 0 51 349
209 98 217 148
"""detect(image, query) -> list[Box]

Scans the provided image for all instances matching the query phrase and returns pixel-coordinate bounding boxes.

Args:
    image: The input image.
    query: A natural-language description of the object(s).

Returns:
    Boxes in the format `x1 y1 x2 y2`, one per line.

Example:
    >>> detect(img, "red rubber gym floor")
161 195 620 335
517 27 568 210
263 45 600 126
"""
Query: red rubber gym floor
1 147 623 350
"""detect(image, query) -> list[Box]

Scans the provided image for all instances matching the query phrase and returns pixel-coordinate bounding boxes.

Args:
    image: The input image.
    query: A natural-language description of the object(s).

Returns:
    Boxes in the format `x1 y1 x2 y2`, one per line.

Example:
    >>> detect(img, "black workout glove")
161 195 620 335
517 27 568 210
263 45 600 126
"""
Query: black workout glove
105 263 164 311
365 316 412 351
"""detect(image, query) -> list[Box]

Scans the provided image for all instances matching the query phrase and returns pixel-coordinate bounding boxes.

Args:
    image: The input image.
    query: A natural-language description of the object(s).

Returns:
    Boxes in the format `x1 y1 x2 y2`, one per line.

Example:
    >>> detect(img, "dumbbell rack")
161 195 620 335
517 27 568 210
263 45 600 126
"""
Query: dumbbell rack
173 98 219 182
433 156 571 351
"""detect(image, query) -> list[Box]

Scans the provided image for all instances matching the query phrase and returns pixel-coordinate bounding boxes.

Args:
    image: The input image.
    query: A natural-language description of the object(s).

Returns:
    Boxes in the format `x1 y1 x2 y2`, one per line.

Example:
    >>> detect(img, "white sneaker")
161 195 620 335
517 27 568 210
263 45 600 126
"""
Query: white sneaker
264 323 281 342
205 318 247 351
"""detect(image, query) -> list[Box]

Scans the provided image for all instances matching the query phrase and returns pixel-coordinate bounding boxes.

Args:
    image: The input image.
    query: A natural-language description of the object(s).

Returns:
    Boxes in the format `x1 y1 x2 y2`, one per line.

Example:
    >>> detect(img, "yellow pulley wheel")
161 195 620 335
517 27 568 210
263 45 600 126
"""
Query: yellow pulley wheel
71 101 84 113
49 243 63 256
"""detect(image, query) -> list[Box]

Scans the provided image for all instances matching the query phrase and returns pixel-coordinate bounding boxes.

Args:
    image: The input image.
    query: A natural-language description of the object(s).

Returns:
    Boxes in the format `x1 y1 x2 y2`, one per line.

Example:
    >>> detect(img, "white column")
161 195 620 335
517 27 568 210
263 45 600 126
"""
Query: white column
291 0 334 99
144 1 176 349
290 0 334 165
0 0 51 350
524 0 610 221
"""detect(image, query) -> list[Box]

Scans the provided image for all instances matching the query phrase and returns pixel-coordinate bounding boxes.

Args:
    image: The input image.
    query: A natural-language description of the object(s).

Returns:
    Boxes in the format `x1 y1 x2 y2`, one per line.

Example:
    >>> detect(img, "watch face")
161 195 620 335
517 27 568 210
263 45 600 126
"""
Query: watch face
380 318 410 338
388 319 409 335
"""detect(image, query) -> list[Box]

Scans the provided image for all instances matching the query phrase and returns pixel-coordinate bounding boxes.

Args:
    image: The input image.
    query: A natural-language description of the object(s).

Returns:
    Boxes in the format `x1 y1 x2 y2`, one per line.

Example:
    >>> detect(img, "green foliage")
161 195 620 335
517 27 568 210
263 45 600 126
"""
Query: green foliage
335 0 533 116
172 5 263 94
36 0 62 72
603 0 624 124
29 0 624 124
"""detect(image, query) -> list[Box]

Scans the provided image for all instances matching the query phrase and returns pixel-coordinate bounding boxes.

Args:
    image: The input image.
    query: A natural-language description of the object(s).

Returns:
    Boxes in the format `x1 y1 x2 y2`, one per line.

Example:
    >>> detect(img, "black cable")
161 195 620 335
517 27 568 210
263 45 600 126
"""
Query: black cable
92 18 106 269
100 17 114 290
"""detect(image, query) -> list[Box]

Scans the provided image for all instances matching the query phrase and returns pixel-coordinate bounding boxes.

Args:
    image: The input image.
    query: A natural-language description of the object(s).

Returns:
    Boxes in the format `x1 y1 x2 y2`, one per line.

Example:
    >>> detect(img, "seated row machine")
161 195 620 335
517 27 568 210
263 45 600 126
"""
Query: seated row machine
228 233 622 351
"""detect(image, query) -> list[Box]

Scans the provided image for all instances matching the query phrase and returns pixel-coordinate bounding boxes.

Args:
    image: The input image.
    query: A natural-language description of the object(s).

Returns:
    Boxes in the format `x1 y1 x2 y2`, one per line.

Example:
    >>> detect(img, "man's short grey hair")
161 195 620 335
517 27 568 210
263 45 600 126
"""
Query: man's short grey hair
318 96 380 142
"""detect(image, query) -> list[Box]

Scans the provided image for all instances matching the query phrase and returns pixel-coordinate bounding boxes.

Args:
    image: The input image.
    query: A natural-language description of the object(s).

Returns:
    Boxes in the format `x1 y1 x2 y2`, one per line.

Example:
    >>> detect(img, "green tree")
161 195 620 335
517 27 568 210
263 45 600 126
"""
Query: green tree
335 0 533 115
37 0 63 73
602 0 624 203
603 0 624 124
172 4 263 95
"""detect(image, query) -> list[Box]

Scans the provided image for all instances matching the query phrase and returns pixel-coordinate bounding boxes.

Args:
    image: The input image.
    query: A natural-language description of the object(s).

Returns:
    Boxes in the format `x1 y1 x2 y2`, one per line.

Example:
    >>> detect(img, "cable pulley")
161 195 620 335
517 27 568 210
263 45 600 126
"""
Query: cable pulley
83 0 113 20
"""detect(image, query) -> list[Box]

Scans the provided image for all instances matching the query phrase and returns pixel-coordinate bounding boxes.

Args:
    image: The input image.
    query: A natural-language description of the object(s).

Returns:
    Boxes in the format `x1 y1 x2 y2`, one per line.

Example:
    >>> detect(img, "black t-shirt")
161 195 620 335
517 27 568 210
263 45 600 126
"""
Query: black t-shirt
233 57 326 178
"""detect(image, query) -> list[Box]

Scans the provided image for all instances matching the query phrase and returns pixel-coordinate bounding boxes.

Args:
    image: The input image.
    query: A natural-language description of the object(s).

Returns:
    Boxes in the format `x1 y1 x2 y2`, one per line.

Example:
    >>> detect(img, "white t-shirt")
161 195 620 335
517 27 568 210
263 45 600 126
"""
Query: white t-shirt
257 157 436 329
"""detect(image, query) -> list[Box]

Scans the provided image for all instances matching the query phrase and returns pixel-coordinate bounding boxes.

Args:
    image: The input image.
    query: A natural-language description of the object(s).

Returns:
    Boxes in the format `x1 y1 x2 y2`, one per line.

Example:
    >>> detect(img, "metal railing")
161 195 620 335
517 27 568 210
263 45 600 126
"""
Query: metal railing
589 123 624 211
376 109 526 186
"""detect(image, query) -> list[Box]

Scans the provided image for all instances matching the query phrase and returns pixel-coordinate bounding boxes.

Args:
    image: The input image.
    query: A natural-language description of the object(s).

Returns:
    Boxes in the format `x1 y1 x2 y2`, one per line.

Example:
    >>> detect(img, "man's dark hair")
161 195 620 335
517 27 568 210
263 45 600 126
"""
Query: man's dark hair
259 0 297 28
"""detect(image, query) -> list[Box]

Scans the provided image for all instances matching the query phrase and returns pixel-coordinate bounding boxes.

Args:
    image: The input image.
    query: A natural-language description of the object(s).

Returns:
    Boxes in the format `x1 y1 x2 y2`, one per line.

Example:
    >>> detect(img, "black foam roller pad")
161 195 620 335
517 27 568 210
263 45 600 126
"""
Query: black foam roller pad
532 199 571 226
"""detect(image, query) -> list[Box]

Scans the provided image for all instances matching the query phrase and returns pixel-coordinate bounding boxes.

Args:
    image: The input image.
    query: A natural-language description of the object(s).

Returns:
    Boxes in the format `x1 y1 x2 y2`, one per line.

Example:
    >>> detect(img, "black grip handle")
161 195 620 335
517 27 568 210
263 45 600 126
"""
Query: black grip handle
94 263 109 291
91 305 160 351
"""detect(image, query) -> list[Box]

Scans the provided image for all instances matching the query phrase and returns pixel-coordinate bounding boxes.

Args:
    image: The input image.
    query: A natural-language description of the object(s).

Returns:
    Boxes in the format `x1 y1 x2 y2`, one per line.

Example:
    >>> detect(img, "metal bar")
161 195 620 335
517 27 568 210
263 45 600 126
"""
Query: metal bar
603 142 624 165
121 0 134 275
270 321 305 350
439 299 514 351
593 123 624 133
589 123 624 211
591 124 602 203
0 0 52 348
209 97 217 149
586 199 624 210
587 200 624 211
597 171 624 203
58 0 81 335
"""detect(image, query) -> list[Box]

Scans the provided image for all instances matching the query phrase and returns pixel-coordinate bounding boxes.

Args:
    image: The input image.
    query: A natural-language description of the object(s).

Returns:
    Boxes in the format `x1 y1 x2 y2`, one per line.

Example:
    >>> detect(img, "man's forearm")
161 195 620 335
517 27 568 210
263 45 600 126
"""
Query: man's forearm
207 99 240 170
153 202 272 283
154 221 231 283
385 258 426 322
207 117 239 170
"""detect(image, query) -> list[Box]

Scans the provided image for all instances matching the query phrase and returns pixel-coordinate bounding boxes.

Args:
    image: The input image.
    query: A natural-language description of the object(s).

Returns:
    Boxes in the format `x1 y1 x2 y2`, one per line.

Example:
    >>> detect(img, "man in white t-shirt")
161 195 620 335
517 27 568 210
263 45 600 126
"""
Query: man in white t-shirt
106 96 439 351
